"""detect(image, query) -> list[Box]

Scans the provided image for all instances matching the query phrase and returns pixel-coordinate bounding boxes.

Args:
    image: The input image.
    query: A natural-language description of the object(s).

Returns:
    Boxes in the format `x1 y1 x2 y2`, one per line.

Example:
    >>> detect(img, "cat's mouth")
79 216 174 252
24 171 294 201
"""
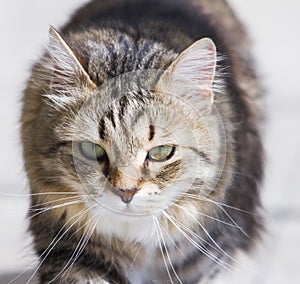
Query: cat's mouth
89 189 173 217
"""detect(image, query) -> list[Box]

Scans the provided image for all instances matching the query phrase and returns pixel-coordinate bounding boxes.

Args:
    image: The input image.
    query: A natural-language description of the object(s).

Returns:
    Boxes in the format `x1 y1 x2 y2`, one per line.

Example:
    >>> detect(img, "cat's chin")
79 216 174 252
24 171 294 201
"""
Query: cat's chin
90 202 158 245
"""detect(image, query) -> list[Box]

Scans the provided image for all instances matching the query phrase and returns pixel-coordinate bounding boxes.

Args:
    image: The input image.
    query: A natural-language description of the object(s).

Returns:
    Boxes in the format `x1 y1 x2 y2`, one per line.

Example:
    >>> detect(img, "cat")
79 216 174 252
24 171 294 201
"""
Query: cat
20 0 264 283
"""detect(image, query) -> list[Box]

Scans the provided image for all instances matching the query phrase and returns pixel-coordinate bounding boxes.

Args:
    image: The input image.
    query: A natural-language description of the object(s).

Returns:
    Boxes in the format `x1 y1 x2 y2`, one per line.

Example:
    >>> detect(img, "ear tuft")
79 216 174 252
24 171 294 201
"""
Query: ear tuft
48 26 96 91
156 38 217 106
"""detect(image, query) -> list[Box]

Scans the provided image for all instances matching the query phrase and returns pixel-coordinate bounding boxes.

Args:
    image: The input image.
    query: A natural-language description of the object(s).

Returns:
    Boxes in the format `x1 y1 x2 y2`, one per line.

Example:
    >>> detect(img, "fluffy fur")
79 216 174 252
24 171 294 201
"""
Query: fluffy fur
21 0 264 283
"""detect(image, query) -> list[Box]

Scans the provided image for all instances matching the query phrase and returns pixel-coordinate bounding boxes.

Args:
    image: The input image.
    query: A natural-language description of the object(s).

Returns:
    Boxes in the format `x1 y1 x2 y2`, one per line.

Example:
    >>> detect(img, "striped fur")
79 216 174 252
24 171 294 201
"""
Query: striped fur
21 0 263 283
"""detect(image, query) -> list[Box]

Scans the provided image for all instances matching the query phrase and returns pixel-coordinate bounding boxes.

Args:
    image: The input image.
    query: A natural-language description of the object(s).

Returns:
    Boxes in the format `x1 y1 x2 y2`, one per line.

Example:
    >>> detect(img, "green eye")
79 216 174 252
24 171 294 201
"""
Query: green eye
148 145 175 162
79 142 106 161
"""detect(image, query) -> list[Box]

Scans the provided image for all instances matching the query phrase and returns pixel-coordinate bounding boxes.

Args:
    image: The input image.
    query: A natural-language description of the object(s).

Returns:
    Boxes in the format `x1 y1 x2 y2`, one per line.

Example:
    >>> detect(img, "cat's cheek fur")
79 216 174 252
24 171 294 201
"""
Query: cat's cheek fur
134 182 161 197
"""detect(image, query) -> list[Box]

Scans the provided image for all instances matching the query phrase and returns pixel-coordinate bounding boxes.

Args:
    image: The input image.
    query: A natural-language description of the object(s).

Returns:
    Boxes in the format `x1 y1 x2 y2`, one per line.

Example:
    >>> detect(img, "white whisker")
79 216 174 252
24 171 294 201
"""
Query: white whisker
0 191 88 197
154 216 183 284
159 221 186 259
30 195 87 209
10 207 91 284
25 208 90 284
215 204 252 240
153 215 173 284
178 193 253 239
183 193 255 215
162 211 235 273
174 204 240 266
51 207 98 282
27 200 85 220
174 203 238 228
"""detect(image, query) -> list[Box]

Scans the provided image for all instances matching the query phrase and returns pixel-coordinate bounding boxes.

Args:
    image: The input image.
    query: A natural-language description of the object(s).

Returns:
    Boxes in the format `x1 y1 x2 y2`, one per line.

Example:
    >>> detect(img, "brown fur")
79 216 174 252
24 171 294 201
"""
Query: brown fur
21 0 263 283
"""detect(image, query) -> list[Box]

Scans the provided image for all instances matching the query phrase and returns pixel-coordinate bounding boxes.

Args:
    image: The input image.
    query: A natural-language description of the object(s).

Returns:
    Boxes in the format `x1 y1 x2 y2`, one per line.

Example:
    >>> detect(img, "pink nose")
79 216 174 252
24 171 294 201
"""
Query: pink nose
116 188 139 203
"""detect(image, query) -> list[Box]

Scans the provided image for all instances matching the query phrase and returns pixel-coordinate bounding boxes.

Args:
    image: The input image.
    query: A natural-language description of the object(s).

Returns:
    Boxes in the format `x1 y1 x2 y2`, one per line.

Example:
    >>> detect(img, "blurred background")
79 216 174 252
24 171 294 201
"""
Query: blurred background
0 0 299 283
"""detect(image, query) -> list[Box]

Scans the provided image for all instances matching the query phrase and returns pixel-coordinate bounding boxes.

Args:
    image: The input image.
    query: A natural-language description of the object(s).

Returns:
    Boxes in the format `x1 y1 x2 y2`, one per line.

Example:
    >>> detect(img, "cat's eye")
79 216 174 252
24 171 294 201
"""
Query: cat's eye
148 145 175 162
79 142 106 161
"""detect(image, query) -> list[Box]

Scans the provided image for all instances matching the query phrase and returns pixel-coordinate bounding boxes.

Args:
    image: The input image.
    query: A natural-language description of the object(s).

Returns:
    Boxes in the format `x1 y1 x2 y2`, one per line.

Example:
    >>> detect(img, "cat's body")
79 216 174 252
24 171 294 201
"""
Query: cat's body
21 0 263 283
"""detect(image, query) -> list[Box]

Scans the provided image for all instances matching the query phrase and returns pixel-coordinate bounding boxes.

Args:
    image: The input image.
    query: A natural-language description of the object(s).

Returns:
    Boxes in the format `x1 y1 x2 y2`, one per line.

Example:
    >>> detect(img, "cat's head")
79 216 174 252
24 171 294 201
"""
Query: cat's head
32 27 229 242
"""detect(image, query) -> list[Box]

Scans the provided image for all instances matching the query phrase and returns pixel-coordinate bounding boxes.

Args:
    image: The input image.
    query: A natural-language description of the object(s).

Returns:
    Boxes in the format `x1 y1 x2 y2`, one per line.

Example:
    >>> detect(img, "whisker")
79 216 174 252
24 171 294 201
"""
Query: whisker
154 216 183 284
153 216 173 284
174 203 238 228
8 207 91 284
25 208 91 284
159 221 186 259
174 193 252 239
128 245 143 272
30 195 87 209
173 204 232 250
0 191 88 197
27 200 85 220
165 211 218 258
183 193 255 215
162 211 235 273
70 206 99 238
216 204 252 240
174 204 240 266
173 201 262 279
50 208 98 282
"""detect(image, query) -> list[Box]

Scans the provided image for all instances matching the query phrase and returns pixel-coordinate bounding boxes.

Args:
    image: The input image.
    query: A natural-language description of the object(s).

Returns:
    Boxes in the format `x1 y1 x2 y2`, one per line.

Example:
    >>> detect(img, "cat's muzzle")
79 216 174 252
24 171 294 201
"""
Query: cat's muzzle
115 187 139 204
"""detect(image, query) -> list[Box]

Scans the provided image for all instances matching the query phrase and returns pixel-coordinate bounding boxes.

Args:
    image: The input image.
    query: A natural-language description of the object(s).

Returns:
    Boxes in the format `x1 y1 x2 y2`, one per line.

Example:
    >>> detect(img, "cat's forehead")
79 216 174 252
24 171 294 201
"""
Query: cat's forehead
55 81 200 149
93 90 173 135
67 88 181 147
80 29 176 85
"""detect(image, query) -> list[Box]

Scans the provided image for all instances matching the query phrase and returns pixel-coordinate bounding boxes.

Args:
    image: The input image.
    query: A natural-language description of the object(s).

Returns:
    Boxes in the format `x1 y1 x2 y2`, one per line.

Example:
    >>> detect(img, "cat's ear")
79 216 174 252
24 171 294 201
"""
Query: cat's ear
156 38 217 107
48 26 96 90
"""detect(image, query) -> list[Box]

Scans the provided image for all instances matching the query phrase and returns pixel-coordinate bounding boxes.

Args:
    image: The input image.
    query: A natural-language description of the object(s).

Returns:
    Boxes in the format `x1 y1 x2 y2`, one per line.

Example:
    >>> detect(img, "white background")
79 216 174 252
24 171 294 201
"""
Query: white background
0 0 299 283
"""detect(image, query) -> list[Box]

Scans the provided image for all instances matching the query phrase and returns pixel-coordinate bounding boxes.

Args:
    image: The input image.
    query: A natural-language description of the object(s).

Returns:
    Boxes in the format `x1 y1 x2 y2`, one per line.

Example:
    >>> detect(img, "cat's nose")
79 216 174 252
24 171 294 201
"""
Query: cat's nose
115 187 139 204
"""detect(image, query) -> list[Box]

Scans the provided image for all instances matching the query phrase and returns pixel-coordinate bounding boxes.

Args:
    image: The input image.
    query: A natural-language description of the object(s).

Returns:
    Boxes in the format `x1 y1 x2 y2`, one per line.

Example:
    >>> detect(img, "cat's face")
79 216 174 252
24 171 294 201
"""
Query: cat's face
37 28 227 243
58 86 213 217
